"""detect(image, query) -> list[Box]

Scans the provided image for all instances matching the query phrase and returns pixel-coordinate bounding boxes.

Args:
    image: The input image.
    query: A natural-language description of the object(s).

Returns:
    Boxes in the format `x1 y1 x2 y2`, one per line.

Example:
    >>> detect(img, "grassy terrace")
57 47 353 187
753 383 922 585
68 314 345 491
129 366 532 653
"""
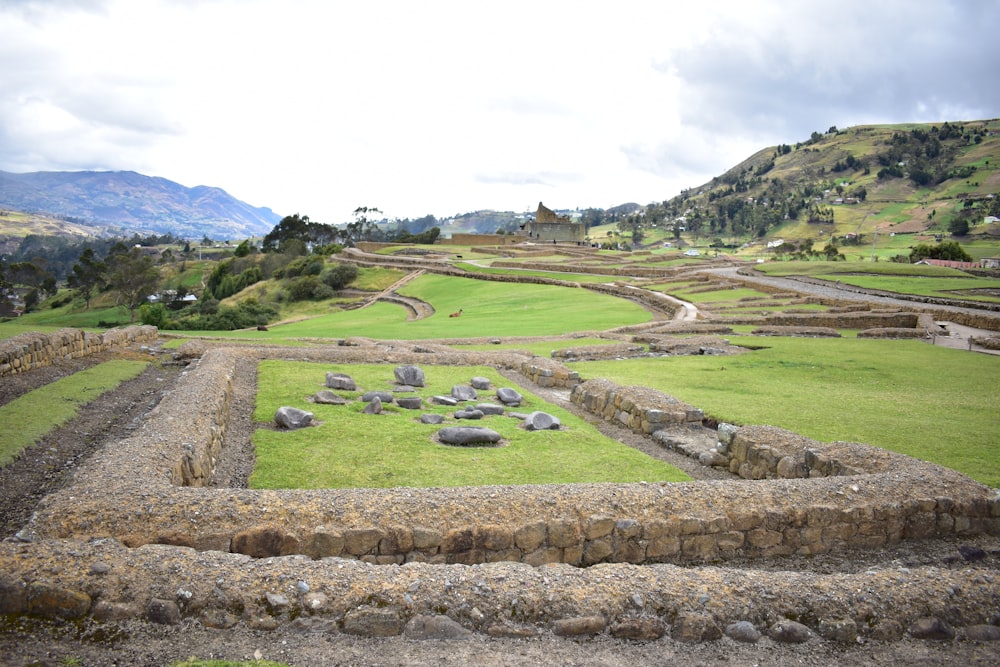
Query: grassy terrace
570 336 1000 488
251 361 690 488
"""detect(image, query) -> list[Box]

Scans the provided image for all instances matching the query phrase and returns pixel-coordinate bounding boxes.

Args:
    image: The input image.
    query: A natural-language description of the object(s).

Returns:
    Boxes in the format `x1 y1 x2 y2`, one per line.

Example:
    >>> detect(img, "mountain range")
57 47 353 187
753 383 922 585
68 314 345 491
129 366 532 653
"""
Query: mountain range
0 170 281 240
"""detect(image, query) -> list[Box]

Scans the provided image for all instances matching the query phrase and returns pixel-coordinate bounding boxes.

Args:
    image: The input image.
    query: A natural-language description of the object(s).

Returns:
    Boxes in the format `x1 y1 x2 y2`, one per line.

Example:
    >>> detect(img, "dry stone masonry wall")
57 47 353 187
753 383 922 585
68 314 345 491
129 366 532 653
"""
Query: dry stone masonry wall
0 325 158 377
2 341 998 642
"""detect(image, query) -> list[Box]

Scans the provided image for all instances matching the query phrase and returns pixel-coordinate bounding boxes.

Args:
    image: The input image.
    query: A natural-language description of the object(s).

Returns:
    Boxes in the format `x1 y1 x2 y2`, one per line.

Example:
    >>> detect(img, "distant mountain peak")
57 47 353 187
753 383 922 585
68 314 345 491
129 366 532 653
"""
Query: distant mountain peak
0 170 281 239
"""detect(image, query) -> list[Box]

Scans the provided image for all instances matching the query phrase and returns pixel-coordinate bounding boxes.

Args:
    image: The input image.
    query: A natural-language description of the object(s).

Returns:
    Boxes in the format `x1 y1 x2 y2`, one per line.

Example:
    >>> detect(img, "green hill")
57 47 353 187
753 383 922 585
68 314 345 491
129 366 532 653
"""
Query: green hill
657 119 1000 259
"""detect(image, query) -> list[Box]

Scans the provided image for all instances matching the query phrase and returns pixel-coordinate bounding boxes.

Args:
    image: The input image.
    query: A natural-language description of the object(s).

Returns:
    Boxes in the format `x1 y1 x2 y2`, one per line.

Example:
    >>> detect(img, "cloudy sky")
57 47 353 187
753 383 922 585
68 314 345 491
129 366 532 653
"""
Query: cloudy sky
1 0 998 223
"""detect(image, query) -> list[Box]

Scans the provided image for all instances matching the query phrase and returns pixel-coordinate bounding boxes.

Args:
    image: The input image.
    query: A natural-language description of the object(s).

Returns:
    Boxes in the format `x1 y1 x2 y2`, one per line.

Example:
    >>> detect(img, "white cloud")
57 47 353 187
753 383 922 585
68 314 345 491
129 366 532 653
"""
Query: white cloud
0 0 997 224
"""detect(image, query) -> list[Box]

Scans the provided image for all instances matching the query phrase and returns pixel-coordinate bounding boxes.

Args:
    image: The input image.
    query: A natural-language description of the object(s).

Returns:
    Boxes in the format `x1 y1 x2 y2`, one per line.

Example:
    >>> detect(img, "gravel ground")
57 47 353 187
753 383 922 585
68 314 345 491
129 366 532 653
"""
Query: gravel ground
1 346 999 666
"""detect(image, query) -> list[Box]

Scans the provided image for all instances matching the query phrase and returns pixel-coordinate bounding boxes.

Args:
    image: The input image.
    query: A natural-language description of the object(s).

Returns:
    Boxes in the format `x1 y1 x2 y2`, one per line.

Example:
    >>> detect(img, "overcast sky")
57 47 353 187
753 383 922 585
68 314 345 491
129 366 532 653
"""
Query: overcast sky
1 0 998 224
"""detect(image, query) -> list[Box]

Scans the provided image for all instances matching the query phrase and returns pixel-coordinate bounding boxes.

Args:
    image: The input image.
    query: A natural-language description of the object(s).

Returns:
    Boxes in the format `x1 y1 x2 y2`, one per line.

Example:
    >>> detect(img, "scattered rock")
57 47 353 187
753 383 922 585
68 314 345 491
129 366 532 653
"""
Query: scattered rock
524 411 560 431
963 624 1000 641
672 612 722 642
393 365 425 387
496 387 522 406
818 618 857 643
396 397 423 410
274 406 313 429
431 395 458 406
553 615 606 636
475 403 506 416
609 617 666 640
454 408 485 420
470 376 491 390
146 598 181 625
342 607 404 637
419 413 444 424
438 426 502 446
363 397 383 414
325 372 356 390
361 390 394 403
312 390 347 405
451 385 478 401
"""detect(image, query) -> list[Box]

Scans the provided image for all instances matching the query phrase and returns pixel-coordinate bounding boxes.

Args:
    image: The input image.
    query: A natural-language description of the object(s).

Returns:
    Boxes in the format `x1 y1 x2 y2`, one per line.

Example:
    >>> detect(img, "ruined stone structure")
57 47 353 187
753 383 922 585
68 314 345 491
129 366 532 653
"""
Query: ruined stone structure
522 202 586 243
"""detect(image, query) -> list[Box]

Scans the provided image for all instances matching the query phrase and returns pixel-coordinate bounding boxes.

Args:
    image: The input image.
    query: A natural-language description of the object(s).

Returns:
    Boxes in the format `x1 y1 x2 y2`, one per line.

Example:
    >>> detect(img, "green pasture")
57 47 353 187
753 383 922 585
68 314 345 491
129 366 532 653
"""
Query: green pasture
0 360 149 466
262 274 650 339
450 337 632 356
757 260 971 278
457 263 624 282
570 336 1000 487
820 274 1000 302
251 361 689 488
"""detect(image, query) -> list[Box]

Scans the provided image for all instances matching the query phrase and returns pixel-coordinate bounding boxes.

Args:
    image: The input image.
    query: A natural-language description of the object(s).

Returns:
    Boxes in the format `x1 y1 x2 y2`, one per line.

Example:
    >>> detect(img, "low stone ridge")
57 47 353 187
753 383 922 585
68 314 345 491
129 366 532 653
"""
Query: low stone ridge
274 406 313 429
751 326 841 337
3 342 999 644
437 426 502 446
475 403 505 415
396 397 423 410
453 408 484 420
551 343 646 360
419 413 444 424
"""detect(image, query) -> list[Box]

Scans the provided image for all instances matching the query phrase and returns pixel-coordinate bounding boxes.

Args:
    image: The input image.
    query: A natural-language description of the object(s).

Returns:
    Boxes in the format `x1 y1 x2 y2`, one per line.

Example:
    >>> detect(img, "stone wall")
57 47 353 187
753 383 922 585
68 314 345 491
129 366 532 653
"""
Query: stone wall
2 343 999 640
0 325 158 377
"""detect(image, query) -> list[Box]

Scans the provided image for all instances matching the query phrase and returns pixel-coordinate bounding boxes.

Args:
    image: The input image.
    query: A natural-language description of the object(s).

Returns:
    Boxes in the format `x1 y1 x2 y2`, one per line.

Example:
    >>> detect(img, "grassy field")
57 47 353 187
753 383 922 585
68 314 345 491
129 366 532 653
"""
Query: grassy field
251 361 690 488
0 360 149 466
570 336 1000 487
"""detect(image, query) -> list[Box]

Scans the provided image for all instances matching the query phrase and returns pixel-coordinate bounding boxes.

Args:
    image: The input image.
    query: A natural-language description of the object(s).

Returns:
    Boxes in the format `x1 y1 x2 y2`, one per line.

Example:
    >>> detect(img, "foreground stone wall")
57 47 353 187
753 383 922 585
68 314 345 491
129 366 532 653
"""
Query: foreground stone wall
0 325 158 377
2 342 999 641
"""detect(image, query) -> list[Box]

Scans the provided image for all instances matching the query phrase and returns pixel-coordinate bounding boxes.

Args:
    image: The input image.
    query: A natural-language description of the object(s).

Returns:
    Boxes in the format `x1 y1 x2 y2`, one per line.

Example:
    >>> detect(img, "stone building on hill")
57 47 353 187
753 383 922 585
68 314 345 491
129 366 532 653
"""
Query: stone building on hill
521 202 586 243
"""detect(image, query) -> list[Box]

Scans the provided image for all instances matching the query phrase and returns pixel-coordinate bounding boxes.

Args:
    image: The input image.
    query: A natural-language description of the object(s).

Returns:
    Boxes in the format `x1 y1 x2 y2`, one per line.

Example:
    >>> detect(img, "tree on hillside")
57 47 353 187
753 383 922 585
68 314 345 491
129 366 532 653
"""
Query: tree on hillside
909 241 973 263
106 246 160 322
67 247 107 309
262 213 341 252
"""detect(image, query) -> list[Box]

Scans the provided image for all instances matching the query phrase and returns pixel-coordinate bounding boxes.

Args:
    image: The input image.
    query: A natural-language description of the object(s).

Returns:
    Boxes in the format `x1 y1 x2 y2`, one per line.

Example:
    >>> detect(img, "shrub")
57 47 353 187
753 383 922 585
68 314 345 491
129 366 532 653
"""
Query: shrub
320 263 358 290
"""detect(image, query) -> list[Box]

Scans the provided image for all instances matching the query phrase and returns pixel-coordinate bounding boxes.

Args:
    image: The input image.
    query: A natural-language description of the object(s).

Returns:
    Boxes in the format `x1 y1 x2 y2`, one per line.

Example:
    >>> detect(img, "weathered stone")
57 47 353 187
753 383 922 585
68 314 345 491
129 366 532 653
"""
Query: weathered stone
869 619 904 641
362 390 394 403
514 521 547 551
362 397 383 414
475 403 506 415
964 624 1000 641
438 426 501 446
27 582 90 620
146 598 181 625
672 612 722 642
908 617 955 640
470 376 491 390
411 526 442 549
274 406 313 429
431 395 458 406
396 396 423 410
451 385 478 401
419 413 444 424
343 528 384 555
524 411 560 431
394 365 425 387
777 455 807 479
818 618 857 642
610 617 666 640
232 526 300 558
342 607 404 636
725 620 761 643
496 387 522 406
313 390 347 405
553 615 606 636
325 372 356 390
768 619 813 643
405 614 472 639
454 408 485 420
548 519 581 548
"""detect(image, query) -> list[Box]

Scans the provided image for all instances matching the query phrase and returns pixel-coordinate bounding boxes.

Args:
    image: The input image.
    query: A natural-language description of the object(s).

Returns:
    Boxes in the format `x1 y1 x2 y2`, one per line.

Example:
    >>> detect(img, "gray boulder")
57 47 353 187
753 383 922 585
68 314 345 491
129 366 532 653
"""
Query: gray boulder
394 365 425 387
362 397 383 414
451 385 478 401
313 390 347 405
325 372 356 391
362 390 394 403
524 411 560 431
420 414 445 424
454 408 485 420
470 376 491 390
475 403 505 415
431 395 458 406
396 397 423 410
496 387 522 406
275 406 314 429
438 426 502 446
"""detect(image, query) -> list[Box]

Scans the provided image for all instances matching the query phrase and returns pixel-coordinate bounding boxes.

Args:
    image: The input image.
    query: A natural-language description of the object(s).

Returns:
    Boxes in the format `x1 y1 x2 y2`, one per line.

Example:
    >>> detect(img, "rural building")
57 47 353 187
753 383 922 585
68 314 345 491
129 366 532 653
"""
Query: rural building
521 202 585 243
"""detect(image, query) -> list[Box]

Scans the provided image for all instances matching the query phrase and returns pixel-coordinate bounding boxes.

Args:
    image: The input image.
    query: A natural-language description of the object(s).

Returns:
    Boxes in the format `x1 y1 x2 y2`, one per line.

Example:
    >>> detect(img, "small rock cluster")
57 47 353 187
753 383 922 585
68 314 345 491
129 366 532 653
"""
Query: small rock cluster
273 364 561 447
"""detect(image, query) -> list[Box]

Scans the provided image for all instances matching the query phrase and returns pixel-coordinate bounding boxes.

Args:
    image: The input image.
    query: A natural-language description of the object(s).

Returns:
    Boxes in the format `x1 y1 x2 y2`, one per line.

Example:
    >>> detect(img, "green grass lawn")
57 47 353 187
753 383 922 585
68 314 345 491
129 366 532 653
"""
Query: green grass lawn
570 336 1000 487
818 274 1000 302
250 361 690 488
264 274 651 339
0 360 149 465
450 338 626 356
